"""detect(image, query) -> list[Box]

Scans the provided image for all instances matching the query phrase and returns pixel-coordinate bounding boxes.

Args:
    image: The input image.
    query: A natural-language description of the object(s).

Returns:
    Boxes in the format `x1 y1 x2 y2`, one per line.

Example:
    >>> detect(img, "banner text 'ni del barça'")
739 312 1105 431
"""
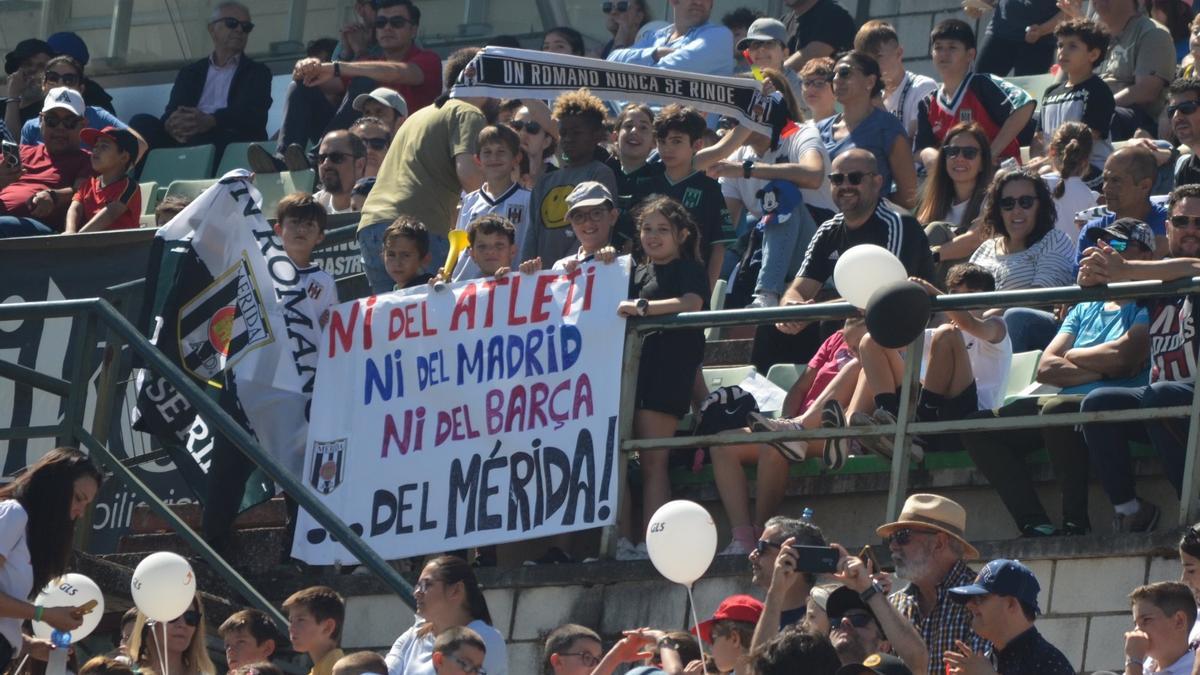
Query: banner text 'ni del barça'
291 258 632 564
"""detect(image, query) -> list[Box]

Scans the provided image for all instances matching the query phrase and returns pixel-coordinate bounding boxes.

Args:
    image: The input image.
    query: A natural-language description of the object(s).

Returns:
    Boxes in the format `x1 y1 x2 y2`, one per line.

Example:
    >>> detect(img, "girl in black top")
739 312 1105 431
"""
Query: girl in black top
618 195 709 539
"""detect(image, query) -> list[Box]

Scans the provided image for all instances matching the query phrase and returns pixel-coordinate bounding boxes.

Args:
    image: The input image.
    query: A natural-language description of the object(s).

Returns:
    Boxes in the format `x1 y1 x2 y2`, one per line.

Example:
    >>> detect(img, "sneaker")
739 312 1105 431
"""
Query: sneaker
1113 499 1160 533
523 546 573 565
1062 521 1091 536
615 537 640 561
246 143 283 174
1020 523 1058 538
849 411 891 459
283 143 312 171
819 400 847 470
748 292 780 308
749 412 808 462
719 539 753 556
870 408 925 462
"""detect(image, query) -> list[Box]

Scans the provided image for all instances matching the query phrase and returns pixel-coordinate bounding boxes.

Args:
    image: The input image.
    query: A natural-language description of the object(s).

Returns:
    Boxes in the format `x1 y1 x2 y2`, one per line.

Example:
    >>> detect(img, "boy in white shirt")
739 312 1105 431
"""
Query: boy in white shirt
855 20 937 140
453 124 530 280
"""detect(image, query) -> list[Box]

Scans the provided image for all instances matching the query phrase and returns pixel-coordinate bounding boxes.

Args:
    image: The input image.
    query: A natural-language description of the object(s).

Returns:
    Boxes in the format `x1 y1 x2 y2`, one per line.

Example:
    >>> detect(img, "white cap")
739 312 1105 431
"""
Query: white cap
42 86 84 117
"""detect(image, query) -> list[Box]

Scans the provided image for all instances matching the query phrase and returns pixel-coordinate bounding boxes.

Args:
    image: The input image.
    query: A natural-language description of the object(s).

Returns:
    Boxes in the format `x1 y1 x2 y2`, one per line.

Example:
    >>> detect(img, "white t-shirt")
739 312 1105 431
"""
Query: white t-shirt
1042 173 1099 240
1143 649 1195 675
313 189 355 215
920 324 1013 410
385 619 507 675
968 229 1077 291
718 123 833 219
885 71 938 139
0 500 32 650
945 200 968 228
451 183 531 280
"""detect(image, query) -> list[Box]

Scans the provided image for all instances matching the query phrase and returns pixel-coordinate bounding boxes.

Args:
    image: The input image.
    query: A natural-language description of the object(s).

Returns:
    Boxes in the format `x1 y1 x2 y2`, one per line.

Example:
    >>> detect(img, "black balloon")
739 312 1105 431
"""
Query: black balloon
865 280 932 349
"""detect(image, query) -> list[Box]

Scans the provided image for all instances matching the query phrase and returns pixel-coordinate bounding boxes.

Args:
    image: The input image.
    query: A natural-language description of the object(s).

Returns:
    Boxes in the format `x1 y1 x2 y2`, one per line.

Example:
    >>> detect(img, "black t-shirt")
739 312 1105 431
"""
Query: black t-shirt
633 170 735 265
797 202 936 284
630 256 710 354
1177 153 1200 187
1038 75 1114 137
781 0 855 56
608 155 665 248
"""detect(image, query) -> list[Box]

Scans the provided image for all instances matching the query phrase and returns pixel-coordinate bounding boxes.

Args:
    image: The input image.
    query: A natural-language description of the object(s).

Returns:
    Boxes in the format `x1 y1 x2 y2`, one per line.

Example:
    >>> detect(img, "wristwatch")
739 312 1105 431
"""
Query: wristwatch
743 159 755 179
859 580 883 603
636 298 649 316
657 637 679 651
332 60 342 78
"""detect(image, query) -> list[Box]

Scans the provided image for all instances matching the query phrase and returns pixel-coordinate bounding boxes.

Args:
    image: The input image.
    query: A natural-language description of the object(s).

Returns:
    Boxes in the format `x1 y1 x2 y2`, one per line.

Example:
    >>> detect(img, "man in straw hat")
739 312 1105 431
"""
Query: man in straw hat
875 494 987 675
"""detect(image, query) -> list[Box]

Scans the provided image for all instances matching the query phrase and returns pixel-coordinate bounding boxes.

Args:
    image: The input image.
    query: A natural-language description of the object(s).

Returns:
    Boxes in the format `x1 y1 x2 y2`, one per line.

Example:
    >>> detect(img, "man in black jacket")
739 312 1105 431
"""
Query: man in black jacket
129 1 271 157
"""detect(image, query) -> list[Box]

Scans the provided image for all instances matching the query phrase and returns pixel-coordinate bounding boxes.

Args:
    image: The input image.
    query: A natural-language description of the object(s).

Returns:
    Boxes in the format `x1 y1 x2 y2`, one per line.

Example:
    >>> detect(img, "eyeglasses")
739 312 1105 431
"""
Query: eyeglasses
999 195 1037 211
211 17 255 33
1103 237 1129 252
943 145 980 160
451 656 486 675
318 152 352 165
745 40 779 51
171 610 201 627
41 114 82 129
1171 215 1200 229
558 652 601 667
43 71 80 87
885 527 937 546
568 207 611 223
374 15 414 29
801 77 831 88
1169 100 1200 117
602 1 630 12
828 171 876 186
509 119 543 136
831 613 874 628
360 137 390 150
754 539 783 556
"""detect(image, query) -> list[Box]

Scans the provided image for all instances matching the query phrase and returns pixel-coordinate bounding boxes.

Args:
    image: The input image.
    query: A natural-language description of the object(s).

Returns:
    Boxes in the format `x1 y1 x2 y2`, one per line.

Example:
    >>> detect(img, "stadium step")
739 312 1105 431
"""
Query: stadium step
116 526 290 576
127 496 288 534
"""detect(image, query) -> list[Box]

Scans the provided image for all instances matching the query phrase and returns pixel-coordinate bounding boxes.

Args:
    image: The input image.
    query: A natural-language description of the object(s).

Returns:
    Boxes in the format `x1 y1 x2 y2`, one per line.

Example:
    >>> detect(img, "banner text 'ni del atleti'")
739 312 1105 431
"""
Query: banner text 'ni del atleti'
291 258 631 564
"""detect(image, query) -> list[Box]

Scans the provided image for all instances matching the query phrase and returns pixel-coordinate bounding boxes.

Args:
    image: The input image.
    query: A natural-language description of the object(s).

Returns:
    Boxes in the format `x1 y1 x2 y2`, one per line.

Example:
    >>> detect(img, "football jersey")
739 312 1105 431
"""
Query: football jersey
633 170 735 264
451 182 531 280
915 71 1033 162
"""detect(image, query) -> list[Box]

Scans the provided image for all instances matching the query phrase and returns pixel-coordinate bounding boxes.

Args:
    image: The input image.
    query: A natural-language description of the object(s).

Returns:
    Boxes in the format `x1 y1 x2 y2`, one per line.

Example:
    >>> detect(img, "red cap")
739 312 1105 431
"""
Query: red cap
691 595 764 644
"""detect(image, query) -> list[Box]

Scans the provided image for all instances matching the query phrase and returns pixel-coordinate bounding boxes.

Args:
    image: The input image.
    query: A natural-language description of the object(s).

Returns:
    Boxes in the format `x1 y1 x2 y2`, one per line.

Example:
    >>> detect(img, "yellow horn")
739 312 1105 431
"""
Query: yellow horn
443 230 470 279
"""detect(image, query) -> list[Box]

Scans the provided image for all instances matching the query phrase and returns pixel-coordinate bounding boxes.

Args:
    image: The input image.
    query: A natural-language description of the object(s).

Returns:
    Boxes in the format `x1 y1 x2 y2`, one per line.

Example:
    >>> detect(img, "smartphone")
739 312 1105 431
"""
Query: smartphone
862 543 895 573
790 544 839 573
2 141 19 170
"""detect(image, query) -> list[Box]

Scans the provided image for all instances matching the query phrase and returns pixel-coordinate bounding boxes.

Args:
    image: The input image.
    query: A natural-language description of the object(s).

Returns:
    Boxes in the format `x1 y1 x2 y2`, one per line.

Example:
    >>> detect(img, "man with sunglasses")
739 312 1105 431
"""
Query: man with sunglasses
607 0 734 77
19 55 127 149
825 586 893 666
749 515 827 645
601 0 651 59
128 1 271 156
1078 183 1200 533
1168 78 1200 188
0 87 92 238
313 130 367 214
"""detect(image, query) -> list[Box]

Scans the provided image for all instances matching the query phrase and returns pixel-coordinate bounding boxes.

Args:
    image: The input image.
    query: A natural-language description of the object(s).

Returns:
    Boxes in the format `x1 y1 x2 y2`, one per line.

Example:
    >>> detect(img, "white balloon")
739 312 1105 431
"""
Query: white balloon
832 244 907 309
645 500 717 586
131 552 195 622
31 574 104 643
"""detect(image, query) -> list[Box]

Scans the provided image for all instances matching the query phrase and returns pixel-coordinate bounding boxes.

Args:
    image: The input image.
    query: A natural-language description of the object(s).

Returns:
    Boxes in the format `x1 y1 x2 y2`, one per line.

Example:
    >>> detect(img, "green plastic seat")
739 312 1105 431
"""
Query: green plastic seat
1006 73 1058 100
138 181 158 215
254 170 316 216
215 140 278 177
705 278 727 341
163 178 219 203
1001 350 1043 405
141 144 216 185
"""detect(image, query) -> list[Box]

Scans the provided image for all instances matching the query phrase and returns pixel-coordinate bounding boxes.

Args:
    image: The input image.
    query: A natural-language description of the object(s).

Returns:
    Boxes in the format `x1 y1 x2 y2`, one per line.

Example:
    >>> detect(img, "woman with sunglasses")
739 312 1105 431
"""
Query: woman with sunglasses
17 55 127 148
0 447 100 670
128 595 216 675
917 123 995 275
969 170 1076 291
601 0 650 58
816 51 917 210
508 101 558 189
385 556 507 675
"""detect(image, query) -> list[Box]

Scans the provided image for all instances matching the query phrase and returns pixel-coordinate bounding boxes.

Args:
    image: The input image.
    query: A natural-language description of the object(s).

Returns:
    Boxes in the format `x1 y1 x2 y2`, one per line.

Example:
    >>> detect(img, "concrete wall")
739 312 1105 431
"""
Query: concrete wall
835 0 986 79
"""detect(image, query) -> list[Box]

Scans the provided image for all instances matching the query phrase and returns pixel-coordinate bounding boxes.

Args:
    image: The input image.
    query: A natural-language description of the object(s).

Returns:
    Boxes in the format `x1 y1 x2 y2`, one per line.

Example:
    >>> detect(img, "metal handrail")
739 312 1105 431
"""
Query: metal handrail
0 298 415 628
616 277 1200 524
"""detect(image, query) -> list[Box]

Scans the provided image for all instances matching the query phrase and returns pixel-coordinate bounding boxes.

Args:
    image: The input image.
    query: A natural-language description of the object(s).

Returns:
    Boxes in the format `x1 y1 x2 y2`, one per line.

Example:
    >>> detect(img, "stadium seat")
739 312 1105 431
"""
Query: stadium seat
765 363 805 393
138 214 157 228
1001 349 1043 405
138 181 157 215
163 178 219 203
705 278 727 341
141 144 216 185
215 140 278 177
702 365 756 392
254 170 316 217
1006 73 1058 100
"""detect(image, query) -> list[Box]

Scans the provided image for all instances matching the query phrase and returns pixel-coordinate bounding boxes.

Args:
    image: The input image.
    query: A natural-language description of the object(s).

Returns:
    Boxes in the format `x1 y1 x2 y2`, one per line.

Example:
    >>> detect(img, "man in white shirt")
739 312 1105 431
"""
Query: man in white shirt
312 130 366 215
855 20 937 140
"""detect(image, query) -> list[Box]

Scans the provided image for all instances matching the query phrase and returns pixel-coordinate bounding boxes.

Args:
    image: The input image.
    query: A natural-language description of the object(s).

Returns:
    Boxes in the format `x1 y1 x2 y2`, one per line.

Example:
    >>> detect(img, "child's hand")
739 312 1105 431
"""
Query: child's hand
908 276 941 296
29 190 54 218
617 300 640 317
519 257 543 274
493 266 511 279
594 246 617 264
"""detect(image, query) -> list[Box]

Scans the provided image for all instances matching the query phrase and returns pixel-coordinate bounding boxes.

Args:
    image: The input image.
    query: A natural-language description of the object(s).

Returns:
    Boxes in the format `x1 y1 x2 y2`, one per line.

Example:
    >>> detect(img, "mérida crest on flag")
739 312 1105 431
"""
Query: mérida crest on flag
133 170 327 479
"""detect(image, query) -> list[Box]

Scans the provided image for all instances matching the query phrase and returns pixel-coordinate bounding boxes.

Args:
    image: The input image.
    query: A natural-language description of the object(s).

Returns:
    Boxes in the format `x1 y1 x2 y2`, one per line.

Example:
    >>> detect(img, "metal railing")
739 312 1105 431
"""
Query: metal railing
0 297 415 630
616 276 1200 525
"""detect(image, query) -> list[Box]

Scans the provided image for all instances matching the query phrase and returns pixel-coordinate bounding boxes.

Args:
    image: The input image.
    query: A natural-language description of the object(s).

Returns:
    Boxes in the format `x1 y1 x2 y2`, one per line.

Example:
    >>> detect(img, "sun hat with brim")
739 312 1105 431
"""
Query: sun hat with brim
564 181 614 216
691 594 764 645
736 18 789 51
5 38 53 75
81 126 140 162
875 493 980 559
835 654 914 675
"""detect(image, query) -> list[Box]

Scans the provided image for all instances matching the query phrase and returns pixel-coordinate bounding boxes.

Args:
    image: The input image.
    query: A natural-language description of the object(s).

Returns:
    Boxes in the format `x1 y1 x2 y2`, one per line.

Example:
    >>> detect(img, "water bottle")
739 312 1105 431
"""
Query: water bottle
801 507 813 522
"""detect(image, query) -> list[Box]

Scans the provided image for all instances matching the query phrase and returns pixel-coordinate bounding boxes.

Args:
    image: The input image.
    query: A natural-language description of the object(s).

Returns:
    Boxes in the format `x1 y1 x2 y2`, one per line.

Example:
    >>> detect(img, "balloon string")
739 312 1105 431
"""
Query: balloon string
151 621 168 675
685 585 710 670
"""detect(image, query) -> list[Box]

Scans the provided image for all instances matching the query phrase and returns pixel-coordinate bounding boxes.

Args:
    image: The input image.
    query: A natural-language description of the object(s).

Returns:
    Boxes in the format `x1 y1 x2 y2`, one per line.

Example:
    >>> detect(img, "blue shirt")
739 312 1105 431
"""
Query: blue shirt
1075 202 1167 263
607 22 734 76
817 108 909 198
21 105 127 147
1057 300 1149 394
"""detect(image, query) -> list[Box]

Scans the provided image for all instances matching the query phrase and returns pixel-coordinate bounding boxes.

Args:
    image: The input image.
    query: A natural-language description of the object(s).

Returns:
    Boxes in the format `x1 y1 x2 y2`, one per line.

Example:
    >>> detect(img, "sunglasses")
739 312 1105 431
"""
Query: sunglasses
833 66 859 79
172 610 201 627
602 1 630 11
999 195 1037 211
374 15 413 29
1103 237 1129 252
558 652 601 667
754 539 783 556
360 137 390 150
885 527 937 547
41 114 82 129
509 119 543 136
831 613 874 628
43 71 80 87
211 17 254 32
943 145 980 160
318 152 352 165
828 171 876 186
1171 215 1200 229
1169 100 1200 117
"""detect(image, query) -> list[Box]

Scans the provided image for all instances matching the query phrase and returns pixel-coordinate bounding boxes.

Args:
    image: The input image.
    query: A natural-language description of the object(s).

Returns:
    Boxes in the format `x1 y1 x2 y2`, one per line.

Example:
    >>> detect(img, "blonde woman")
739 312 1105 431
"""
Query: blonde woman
127 594 216 675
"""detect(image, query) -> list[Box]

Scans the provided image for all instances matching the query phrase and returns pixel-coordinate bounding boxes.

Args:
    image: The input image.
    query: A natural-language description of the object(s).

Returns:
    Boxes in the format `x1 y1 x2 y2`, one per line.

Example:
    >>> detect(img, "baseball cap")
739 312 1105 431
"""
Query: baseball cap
826 586 879 628
691 595 764 645
41 87 85 117
352 87 408 118
564 181 614 216
80 126 140 161
1085 217 1156 253
948 558 1042 614
835 654 914 675
352 176 377 197
737 18 789 51
5 38 53 75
